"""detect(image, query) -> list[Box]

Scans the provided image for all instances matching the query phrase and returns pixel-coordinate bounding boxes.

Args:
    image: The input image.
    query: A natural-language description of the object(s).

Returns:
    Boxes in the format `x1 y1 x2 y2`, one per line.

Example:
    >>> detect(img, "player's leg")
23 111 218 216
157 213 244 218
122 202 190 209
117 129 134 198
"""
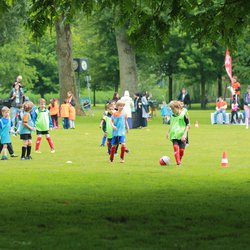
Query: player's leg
35 131 42 152
45 133 55 152
110 137 117 162
173 140 181 165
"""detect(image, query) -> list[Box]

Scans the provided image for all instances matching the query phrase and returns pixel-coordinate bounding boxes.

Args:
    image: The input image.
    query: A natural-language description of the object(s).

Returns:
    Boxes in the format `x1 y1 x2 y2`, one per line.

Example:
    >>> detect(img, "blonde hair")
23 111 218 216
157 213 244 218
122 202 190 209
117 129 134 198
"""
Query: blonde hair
168 100 183 111
116 100 125 108
23 101 34 112
38 98 46 105
1 106 10 114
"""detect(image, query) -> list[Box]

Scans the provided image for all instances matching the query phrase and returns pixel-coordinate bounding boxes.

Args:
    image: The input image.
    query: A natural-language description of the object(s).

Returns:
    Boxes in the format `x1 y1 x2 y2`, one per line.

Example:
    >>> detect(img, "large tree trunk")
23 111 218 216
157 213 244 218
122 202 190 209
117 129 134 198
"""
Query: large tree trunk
55 17 81 114
115 26 138 96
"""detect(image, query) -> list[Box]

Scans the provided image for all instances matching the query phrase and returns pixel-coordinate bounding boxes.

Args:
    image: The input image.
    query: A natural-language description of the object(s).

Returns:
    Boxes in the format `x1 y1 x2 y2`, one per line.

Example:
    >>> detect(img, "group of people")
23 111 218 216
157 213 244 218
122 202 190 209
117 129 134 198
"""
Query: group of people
99 89 190 166
0 75 78 160
213 77 250 129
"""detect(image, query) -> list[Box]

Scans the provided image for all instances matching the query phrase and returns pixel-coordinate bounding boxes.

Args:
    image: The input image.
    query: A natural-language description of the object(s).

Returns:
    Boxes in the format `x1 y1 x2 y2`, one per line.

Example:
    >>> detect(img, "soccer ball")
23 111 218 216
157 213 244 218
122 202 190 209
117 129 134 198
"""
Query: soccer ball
159 156 170 166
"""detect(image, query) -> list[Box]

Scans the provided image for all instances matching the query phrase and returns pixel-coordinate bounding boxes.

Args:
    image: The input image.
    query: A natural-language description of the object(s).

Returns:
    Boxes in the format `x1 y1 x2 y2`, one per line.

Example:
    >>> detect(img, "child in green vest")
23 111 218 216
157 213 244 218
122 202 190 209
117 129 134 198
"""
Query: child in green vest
167 101 190 166
34 98 55 153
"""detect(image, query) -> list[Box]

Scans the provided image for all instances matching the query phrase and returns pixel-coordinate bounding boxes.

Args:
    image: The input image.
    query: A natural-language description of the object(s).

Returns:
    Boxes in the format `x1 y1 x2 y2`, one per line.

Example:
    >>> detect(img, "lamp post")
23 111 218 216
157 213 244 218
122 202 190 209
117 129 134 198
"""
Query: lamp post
73 58 88 99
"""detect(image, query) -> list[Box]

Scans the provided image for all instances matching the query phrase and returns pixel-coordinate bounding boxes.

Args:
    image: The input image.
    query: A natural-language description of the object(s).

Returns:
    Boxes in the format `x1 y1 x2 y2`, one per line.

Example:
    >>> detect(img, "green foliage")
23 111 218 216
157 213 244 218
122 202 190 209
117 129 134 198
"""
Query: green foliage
0 37 37 93
73 9 119 92
28 32 59 97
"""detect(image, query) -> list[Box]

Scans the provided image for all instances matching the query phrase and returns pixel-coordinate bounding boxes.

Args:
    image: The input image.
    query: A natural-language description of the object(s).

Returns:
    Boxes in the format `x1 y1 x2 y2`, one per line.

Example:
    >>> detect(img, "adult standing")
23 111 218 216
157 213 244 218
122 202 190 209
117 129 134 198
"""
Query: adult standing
243 86 250 129
141 92 149 127
133 93 143 128
66 91 76 107
112 92 120 103
177 88 191 109
120 90 134 129
9 82 24 127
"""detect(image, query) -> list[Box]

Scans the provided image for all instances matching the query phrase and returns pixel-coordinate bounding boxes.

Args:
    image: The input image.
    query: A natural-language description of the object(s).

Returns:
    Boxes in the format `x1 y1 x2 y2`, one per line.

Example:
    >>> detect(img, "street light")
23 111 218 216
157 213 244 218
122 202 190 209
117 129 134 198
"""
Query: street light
73 58 88 99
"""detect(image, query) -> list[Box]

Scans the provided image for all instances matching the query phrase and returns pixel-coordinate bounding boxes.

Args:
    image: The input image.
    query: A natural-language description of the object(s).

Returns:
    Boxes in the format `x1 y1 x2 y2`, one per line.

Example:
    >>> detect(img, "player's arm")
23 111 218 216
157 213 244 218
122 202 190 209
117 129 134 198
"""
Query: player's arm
99 119 104 128
23 114 35 131
181 116 190 142
111 117 117 130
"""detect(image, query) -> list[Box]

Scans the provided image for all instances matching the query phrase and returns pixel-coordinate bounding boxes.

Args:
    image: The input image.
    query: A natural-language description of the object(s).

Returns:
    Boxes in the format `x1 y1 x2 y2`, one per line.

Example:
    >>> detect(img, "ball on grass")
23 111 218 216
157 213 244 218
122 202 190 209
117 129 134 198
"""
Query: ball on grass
159 156 170 166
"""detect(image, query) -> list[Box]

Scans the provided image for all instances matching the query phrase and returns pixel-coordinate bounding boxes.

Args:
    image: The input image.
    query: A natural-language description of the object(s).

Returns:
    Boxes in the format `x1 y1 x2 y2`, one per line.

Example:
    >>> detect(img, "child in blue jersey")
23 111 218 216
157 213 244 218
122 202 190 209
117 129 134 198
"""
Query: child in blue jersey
109 100 129 163
161 100 173 124
19 101 36 160
0 107 13 160
167 100 190 166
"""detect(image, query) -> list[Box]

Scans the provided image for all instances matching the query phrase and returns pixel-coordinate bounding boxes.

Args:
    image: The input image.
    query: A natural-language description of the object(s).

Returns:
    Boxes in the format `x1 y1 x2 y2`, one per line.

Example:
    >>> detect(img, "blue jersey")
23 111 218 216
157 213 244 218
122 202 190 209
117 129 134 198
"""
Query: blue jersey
19 112 34 135
112 111 126 137
0 117 12 144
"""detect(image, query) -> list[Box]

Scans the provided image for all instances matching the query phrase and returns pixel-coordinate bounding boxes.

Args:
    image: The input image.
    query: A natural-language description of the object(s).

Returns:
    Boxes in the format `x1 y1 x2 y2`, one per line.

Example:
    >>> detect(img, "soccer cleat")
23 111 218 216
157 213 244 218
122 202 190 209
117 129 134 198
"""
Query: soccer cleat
35 150 42 153
21 157 26 160
120 158 125 163
10 154 18 157
51 149 55 153
25 156 32 160
1 157 8 160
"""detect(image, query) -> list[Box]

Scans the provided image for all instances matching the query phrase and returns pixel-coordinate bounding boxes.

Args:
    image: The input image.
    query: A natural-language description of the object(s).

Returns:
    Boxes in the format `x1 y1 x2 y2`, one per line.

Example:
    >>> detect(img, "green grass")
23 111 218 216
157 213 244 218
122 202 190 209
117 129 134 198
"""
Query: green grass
0 109 249 249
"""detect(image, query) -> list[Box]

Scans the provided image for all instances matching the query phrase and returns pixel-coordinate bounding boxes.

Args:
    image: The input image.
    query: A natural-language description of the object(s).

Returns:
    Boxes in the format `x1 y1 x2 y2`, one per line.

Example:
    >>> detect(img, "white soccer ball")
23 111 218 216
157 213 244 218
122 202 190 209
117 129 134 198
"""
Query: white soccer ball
159 156 170 166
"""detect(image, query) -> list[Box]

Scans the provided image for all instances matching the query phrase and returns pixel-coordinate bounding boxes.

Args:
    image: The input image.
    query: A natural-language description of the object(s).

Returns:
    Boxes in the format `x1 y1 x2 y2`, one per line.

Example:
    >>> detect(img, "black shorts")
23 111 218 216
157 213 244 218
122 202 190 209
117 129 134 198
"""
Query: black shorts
172 139 186 149
36 130 49 135
20 134 32 140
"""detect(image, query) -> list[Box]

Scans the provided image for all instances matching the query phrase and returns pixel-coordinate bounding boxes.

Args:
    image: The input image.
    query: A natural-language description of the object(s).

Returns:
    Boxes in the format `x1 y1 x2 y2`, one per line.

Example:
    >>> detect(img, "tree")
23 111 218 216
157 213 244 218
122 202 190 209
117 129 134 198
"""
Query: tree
27 0 94 112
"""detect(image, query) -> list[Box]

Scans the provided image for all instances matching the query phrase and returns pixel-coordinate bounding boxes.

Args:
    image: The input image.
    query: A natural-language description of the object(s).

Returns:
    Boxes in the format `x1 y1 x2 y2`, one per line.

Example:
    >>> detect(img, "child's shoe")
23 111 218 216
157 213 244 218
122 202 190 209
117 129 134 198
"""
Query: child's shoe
10 154 18 157
51 149 55 153
25 156 32 160
35 150 42 153
1 156 8 160
21 157 26 160
120 158 125 163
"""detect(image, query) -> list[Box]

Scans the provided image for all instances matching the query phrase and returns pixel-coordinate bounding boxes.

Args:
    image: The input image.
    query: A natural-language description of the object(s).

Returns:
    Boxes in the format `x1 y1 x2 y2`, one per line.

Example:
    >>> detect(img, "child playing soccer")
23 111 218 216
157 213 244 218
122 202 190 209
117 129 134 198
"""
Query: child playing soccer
0 107 13 160
167 100 190 166
100 103 114 154
19 101 36 160
109 100 129 163
33 98 55 153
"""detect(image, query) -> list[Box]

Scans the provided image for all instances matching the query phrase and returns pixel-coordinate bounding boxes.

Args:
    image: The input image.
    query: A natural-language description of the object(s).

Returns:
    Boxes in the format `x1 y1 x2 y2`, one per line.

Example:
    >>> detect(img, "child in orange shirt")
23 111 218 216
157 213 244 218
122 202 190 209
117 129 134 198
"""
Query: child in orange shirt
48 98 59 128
69 105 76 129
60 100 70 129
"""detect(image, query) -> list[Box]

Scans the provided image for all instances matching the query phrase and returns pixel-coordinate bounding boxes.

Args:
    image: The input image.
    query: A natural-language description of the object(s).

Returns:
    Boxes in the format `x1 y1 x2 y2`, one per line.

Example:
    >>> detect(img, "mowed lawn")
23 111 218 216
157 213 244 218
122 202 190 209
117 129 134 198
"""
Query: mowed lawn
0 108 249 249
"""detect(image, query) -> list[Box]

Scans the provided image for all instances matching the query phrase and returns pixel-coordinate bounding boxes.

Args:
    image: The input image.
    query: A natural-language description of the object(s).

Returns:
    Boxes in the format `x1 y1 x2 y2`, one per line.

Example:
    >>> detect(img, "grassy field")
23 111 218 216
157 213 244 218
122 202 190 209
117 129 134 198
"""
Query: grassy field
0 108 249 249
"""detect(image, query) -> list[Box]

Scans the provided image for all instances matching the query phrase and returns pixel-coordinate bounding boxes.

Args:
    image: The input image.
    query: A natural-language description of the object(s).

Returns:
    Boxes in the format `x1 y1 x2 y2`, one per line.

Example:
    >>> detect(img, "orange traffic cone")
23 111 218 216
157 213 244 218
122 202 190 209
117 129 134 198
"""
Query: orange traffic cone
194 120 199 128
221 151 228 167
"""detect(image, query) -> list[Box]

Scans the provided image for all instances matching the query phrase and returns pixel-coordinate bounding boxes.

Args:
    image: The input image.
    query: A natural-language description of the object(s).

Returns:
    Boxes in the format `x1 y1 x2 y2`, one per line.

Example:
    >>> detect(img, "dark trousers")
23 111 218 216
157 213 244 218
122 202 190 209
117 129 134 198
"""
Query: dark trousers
0 143 14 155
231 111 238 123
